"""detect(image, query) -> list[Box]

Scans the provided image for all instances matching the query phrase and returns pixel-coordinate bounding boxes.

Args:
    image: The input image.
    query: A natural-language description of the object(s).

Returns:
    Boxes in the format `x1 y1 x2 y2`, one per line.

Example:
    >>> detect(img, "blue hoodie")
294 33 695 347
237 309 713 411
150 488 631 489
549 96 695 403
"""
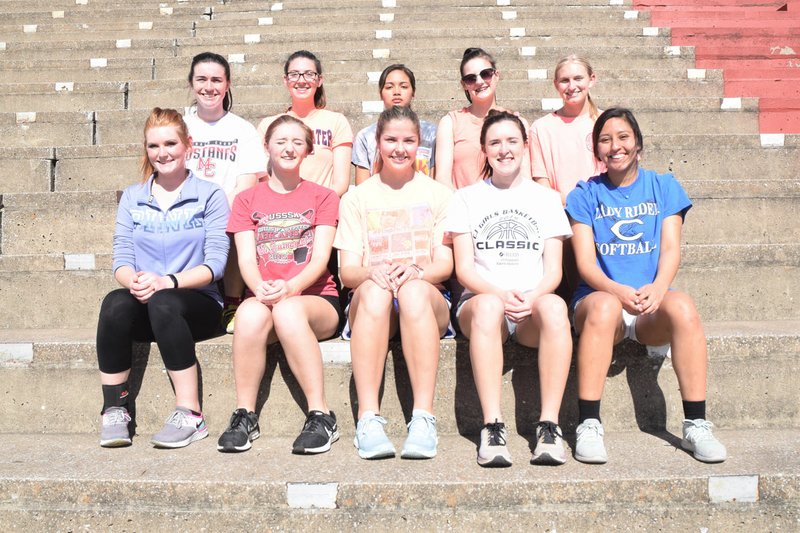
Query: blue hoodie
112 171 230 305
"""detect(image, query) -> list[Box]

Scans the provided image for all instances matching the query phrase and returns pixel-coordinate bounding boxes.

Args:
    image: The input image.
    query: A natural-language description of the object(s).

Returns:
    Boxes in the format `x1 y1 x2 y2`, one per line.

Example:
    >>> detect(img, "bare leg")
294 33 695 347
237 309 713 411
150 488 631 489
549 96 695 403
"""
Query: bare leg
396 281 449 414
168 364 201 412
515 294 572 423
231 297 278 412
573 291 625 401
349 281 396 418
457 294 507 423
272 296 340 412
635 291 707 401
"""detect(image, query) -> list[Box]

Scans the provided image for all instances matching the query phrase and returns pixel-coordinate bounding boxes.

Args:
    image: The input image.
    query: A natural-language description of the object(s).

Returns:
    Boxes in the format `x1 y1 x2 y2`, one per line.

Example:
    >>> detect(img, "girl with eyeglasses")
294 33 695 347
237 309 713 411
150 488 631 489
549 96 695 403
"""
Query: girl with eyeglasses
435 47 531 190
257 50 353 198
185 52 268 334
352 64 437 185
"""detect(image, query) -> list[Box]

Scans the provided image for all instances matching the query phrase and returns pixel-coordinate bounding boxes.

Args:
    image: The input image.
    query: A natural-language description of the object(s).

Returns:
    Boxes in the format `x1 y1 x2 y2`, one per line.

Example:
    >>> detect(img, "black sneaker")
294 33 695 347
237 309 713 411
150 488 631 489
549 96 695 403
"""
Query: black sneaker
292 410 339 454
217 408 260 452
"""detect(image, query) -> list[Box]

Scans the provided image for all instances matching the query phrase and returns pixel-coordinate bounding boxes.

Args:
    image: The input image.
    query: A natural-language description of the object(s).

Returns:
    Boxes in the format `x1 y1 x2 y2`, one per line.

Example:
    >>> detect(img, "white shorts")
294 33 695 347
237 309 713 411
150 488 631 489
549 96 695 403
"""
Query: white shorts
575 297 671 358
455 293 518 341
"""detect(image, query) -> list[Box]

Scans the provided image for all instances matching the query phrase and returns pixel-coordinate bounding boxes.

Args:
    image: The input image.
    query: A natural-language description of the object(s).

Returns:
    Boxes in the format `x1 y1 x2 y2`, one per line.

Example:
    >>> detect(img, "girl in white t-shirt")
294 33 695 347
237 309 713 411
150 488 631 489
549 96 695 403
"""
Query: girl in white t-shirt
185 52 269 333
447 110 573 468
335 106 454 461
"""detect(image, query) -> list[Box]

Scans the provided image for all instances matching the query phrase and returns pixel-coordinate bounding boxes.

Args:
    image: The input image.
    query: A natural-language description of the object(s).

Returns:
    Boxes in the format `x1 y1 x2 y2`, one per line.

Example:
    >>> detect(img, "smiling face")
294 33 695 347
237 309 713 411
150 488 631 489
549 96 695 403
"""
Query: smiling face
381 69 415 108
377 118 419 174
595 117 641 179
460 57 498 104
554 61 595 109
191 61 230 114
146 125 190 177
266 122 312 174
284 56 322 103
483 119 526 178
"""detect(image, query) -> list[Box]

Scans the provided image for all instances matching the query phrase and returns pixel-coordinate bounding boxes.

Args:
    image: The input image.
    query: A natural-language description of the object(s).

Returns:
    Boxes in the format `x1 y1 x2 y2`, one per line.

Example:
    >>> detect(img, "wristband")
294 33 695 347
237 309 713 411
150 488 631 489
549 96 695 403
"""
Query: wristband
167 274 178 288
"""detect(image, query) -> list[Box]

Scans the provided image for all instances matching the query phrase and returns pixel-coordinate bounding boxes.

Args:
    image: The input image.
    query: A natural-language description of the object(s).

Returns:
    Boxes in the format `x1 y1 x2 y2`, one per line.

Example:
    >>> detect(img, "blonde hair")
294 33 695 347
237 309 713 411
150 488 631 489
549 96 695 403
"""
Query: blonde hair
139 107 191 182
554 55 599 120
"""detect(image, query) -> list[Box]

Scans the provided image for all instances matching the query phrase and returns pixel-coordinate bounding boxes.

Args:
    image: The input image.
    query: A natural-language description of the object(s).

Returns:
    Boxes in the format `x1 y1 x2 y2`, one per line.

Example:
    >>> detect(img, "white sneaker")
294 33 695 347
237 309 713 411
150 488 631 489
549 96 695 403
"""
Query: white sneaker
574 418 608 464
682 419 727 463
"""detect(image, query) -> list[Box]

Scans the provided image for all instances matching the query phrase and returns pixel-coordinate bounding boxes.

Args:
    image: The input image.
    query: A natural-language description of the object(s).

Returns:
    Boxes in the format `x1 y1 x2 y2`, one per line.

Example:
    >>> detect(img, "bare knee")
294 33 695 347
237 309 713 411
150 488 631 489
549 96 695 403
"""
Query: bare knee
234 298 273 337
662 291 703 332
352 282 392 319
395 280 433 315
534 294 569 331
579 292 622 333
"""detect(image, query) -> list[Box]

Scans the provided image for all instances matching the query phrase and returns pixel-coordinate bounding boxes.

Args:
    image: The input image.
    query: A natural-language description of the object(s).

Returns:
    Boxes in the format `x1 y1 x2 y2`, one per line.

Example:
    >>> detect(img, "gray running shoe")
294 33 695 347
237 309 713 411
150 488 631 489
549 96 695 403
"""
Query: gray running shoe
531 421 567 465
574 418 608 464
100 406 132 448
682 419 727 463
477 421 512 468
151 407 208 449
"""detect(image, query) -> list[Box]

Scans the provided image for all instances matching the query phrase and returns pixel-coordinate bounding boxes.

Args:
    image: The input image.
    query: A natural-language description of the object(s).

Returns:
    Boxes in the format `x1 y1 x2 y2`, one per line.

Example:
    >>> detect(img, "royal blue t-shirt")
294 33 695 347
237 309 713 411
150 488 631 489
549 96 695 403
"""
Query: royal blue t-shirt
565 168 692 306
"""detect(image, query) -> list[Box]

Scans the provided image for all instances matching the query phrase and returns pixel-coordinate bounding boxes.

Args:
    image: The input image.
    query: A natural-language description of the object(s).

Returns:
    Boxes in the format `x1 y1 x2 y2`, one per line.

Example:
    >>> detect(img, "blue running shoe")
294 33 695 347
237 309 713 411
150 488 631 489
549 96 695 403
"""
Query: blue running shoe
354 411 395 459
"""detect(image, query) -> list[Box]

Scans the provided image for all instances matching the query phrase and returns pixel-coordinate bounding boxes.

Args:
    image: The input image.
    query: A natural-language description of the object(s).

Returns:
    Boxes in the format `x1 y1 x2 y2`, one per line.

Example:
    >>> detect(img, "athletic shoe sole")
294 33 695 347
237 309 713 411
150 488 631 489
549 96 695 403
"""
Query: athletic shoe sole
293 431 339 455
477 454 512 468
99 437 132 448
151 428 208 449
217 430 260 453
681 439 727 463
530 451 567 466
400 447 437 459
353 437 396 459
574 452 607 464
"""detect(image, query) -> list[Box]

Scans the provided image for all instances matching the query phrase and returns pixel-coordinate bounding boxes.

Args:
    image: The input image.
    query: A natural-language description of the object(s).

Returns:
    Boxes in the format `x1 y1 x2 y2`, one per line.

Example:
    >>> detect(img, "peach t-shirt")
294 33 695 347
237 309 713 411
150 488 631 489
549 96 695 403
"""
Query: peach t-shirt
529 112 605 205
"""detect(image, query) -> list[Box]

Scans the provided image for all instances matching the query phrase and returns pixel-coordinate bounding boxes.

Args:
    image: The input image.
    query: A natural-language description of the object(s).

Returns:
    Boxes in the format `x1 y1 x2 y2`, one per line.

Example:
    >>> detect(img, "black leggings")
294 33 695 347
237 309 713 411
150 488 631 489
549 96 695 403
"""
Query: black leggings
96 288 222 373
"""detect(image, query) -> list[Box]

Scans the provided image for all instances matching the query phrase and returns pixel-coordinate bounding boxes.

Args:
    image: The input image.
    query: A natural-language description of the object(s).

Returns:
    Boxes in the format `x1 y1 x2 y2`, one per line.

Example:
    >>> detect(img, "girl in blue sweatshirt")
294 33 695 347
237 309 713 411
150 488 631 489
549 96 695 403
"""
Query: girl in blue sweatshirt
96 107 230 449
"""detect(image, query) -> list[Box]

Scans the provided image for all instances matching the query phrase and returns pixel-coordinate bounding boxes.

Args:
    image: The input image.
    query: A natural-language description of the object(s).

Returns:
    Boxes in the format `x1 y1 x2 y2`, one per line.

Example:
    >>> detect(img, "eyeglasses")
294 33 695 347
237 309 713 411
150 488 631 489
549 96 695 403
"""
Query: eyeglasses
286 71 319 82
461 68 496 86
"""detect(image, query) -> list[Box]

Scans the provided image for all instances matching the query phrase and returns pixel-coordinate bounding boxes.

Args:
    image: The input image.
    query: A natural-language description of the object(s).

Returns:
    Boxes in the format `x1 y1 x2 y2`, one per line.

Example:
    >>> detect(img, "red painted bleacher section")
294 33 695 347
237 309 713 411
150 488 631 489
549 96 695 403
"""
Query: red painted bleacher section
634 0 800 133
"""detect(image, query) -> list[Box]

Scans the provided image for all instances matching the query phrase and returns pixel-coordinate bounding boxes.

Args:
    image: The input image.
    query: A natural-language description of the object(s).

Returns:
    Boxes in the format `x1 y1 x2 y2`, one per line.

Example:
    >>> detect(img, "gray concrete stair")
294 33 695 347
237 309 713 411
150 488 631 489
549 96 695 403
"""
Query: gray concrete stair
0 429 796 531
1 321 798 435
1 429 794 530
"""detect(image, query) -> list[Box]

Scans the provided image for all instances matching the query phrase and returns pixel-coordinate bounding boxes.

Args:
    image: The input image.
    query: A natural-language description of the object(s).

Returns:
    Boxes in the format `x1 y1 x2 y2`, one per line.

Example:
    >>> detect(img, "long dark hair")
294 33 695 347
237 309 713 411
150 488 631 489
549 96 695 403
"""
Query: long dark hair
591 107 643 161
187 52 233 111
284 50 326 109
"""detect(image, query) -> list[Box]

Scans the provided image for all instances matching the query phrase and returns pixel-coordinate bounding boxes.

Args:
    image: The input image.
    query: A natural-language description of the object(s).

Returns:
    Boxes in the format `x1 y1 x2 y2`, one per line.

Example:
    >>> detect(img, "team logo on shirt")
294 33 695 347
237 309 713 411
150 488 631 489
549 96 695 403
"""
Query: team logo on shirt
188 140 239 178
473 209 542 266
593 201 659 256
251 209 314 265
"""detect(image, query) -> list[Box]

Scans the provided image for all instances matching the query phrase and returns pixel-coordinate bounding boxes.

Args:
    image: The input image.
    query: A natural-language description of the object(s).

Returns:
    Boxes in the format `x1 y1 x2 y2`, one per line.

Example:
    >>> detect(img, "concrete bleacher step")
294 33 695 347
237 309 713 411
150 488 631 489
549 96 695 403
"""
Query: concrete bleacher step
0 430 797 530
1 247 796 329
1 321 798 435
4 132 794 195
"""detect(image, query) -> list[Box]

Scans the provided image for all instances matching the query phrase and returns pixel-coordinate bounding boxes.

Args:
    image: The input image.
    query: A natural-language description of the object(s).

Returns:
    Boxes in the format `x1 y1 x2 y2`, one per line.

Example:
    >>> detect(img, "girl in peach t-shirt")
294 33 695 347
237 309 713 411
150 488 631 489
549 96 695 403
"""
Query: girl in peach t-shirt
530 55 605 206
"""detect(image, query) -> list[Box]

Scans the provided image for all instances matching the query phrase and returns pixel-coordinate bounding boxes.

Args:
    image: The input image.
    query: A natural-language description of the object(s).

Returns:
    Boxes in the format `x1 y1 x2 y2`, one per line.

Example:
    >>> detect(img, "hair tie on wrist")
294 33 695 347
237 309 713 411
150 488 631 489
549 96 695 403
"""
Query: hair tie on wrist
168 274 178 288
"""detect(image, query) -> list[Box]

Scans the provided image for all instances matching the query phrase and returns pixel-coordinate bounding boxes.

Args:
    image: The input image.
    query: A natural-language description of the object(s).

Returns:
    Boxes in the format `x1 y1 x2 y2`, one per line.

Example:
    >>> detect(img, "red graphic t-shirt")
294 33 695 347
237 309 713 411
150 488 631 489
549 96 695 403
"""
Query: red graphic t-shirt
227 180 339 297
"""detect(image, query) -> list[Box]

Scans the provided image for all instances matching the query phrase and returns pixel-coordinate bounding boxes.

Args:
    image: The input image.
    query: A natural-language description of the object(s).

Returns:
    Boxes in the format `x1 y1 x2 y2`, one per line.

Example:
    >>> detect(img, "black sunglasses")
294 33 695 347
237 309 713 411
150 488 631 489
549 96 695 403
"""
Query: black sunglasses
461 68 496 86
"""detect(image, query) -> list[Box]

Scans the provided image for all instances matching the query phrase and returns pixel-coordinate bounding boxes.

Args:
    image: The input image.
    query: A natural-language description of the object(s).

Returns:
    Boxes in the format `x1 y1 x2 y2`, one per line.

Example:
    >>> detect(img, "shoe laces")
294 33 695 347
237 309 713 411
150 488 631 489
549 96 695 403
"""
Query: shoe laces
485 420 507 446
103 408 130 425
578 419 603 438
303 412 329 434
228 409 251 432
537 421 562 444
165 409 193 429
685 419 715 442
408 413 435 437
